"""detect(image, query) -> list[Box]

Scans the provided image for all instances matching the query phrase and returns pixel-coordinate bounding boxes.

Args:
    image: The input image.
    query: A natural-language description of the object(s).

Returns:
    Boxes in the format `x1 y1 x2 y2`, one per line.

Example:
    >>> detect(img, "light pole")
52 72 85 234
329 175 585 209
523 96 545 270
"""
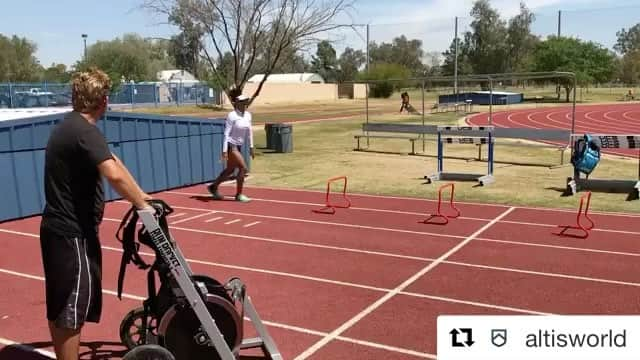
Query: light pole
81 34 88 61
343 23 370 145
454 16 458 97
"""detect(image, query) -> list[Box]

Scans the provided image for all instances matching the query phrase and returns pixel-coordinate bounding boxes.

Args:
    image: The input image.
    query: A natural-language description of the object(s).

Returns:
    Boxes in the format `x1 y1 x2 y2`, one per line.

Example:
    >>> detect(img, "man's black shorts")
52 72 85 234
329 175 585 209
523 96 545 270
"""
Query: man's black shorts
39 225 102 330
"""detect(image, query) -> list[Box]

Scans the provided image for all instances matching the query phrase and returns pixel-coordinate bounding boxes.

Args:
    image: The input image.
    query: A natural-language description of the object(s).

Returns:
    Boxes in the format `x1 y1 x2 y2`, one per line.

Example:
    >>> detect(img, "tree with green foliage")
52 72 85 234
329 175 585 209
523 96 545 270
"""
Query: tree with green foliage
506 2 538 73
443 1 537 77
337 47 366 82
167 0 205 78
441 38 472 76
615 23 640 55
531 36 616 101
0 34 42 82
368 35 425 75
74 33 175 86
358 63 410 98
169 32 203 77
619 50 640 85
277 53 310 74
42 63 71 83
311 41 338 82
614 23 640 86
464 0 508 74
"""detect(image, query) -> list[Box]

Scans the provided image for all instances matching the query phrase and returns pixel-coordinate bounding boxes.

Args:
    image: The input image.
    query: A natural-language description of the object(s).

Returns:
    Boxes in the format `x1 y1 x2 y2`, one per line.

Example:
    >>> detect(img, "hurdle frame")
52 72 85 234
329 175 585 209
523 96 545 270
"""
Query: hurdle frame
312 176 352 214
566 134 640 201
425 126 495 186
423 182 461 225
554 191 595 239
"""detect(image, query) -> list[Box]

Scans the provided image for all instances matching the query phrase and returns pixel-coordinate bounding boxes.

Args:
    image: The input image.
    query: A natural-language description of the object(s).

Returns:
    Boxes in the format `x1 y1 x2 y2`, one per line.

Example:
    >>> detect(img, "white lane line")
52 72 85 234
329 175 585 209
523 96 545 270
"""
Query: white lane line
0 268 145 301
201 185 640 217
244 221 261 228
401 291 551 316
123 197 640 235
205 216 224 223
499 219 640 236
171 211 216 225
0 229 564 317
3 222 640 289
293 207 516 360
0 267 435 359
170 212 186 218
166 191 492 221
333 336 436 359
444 260 640 288
224 219 242 225
113 203 468 240
246 316 437 357
475 237 640 257
4 219 640 290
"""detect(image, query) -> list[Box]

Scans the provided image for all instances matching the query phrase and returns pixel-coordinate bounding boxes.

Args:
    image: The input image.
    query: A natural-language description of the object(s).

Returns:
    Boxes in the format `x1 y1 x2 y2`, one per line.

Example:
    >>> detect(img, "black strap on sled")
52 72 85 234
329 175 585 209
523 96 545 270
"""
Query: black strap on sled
116 199 174 300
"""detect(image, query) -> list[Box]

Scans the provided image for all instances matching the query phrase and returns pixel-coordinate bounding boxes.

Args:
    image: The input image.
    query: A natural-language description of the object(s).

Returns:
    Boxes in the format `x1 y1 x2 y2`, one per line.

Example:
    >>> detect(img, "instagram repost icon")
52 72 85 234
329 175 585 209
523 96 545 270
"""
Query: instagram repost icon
491 329 507 347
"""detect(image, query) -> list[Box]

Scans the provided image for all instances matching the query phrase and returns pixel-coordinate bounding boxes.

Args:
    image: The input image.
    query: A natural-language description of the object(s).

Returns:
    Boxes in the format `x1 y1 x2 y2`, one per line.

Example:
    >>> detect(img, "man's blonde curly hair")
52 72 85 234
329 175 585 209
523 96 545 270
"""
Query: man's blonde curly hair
71 67 112 113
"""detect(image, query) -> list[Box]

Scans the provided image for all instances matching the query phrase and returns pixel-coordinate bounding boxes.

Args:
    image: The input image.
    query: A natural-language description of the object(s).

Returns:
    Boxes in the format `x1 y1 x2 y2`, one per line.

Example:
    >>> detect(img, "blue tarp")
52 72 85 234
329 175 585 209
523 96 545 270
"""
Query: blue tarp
438 91 523 105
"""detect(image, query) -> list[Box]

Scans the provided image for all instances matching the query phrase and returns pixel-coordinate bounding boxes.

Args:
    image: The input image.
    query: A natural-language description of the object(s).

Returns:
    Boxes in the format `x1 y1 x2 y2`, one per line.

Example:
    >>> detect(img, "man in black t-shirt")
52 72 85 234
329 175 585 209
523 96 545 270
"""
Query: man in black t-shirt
40 68 152 359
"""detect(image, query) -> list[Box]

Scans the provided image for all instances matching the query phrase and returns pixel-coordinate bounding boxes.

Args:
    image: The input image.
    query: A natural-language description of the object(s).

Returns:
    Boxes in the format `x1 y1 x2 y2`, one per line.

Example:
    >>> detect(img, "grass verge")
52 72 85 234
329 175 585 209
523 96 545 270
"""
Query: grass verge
244 114 639 213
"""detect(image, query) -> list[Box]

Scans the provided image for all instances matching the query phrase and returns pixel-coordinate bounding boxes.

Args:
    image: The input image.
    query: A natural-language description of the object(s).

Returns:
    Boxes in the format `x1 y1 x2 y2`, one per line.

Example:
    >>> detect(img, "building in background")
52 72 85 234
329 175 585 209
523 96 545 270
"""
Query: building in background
248 73 326 84
155 70 204 104
224 72 366 106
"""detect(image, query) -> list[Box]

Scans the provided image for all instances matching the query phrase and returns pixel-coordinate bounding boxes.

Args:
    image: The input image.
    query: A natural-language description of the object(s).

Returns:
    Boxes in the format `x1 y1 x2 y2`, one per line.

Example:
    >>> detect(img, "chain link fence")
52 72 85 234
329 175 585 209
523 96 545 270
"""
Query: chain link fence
0 82 221 109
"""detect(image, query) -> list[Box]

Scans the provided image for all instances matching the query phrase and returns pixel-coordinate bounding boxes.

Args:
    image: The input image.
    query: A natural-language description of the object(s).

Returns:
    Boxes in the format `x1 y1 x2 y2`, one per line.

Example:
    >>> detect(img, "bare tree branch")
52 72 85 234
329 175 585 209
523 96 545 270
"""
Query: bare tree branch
239 2 267 86
200 45 228 90
143 0 354 104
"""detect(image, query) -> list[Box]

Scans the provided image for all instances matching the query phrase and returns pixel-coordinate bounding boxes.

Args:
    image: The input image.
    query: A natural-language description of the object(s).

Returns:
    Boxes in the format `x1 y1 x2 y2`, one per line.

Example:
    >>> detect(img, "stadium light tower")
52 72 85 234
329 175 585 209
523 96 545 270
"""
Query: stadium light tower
81 34 88 61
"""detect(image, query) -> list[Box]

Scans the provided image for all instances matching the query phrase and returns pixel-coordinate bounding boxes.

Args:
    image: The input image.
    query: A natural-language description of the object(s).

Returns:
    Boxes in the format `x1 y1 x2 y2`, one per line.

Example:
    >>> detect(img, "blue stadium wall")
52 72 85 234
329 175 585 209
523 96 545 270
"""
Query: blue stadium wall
438 92 523 105
0 111 250 222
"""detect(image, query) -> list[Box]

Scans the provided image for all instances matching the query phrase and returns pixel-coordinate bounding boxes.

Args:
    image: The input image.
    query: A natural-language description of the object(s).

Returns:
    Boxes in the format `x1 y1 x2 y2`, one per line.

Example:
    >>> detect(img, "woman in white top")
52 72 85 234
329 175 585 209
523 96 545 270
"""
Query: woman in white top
208 93 255 202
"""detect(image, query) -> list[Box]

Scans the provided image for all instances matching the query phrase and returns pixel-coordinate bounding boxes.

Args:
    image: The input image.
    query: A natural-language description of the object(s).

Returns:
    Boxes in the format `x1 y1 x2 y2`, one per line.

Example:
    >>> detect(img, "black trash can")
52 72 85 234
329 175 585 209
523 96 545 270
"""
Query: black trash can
264 123 276 150
273 123 293 153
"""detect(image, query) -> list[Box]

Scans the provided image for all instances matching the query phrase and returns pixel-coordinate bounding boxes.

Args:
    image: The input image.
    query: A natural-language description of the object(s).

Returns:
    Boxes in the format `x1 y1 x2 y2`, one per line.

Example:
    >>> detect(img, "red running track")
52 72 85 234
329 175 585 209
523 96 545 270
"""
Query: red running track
1 183 640 359
466 103 640 157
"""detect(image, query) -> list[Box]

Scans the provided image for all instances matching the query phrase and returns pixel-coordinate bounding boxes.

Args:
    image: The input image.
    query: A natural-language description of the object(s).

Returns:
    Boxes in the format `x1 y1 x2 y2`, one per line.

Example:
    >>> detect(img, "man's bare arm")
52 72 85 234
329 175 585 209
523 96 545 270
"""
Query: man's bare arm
111 154 150 199
98 158 148 209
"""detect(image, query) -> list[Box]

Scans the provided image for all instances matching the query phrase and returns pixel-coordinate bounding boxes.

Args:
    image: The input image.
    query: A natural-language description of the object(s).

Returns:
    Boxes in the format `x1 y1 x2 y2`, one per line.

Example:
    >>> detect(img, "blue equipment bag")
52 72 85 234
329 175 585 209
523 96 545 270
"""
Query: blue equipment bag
571 134 601 175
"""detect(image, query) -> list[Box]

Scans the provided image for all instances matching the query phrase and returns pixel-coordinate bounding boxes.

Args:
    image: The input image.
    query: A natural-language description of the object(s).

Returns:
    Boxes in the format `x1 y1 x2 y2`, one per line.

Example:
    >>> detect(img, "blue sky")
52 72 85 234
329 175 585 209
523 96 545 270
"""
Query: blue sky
1 0 639 68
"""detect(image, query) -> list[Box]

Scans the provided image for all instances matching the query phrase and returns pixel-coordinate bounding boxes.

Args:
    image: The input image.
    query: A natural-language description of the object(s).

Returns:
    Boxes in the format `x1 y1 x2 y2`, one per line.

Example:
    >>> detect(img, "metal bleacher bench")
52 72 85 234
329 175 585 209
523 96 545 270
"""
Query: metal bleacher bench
355 123 573 164
354 123 435 155
431 100 473 113
354 133 421 154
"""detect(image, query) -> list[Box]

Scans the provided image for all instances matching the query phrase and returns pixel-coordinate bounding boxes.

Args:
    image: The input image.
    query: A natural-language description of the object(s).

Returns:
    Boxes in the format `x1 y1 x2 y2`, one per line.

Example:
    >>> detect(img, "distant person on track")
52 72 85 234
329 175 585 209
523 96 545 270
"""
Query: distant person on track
399 91 421 115
399 91 410 113
39 67 152 360
207 90 255 202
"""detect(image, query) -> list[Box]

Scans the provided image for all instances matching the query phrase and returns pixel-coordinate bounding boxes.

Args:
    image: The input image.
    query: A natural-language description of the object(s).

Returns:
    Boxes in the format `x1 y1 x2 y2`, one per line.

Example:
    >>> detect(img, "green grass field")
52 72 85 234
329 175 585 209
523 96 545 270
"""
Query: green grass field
243 114 638 213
